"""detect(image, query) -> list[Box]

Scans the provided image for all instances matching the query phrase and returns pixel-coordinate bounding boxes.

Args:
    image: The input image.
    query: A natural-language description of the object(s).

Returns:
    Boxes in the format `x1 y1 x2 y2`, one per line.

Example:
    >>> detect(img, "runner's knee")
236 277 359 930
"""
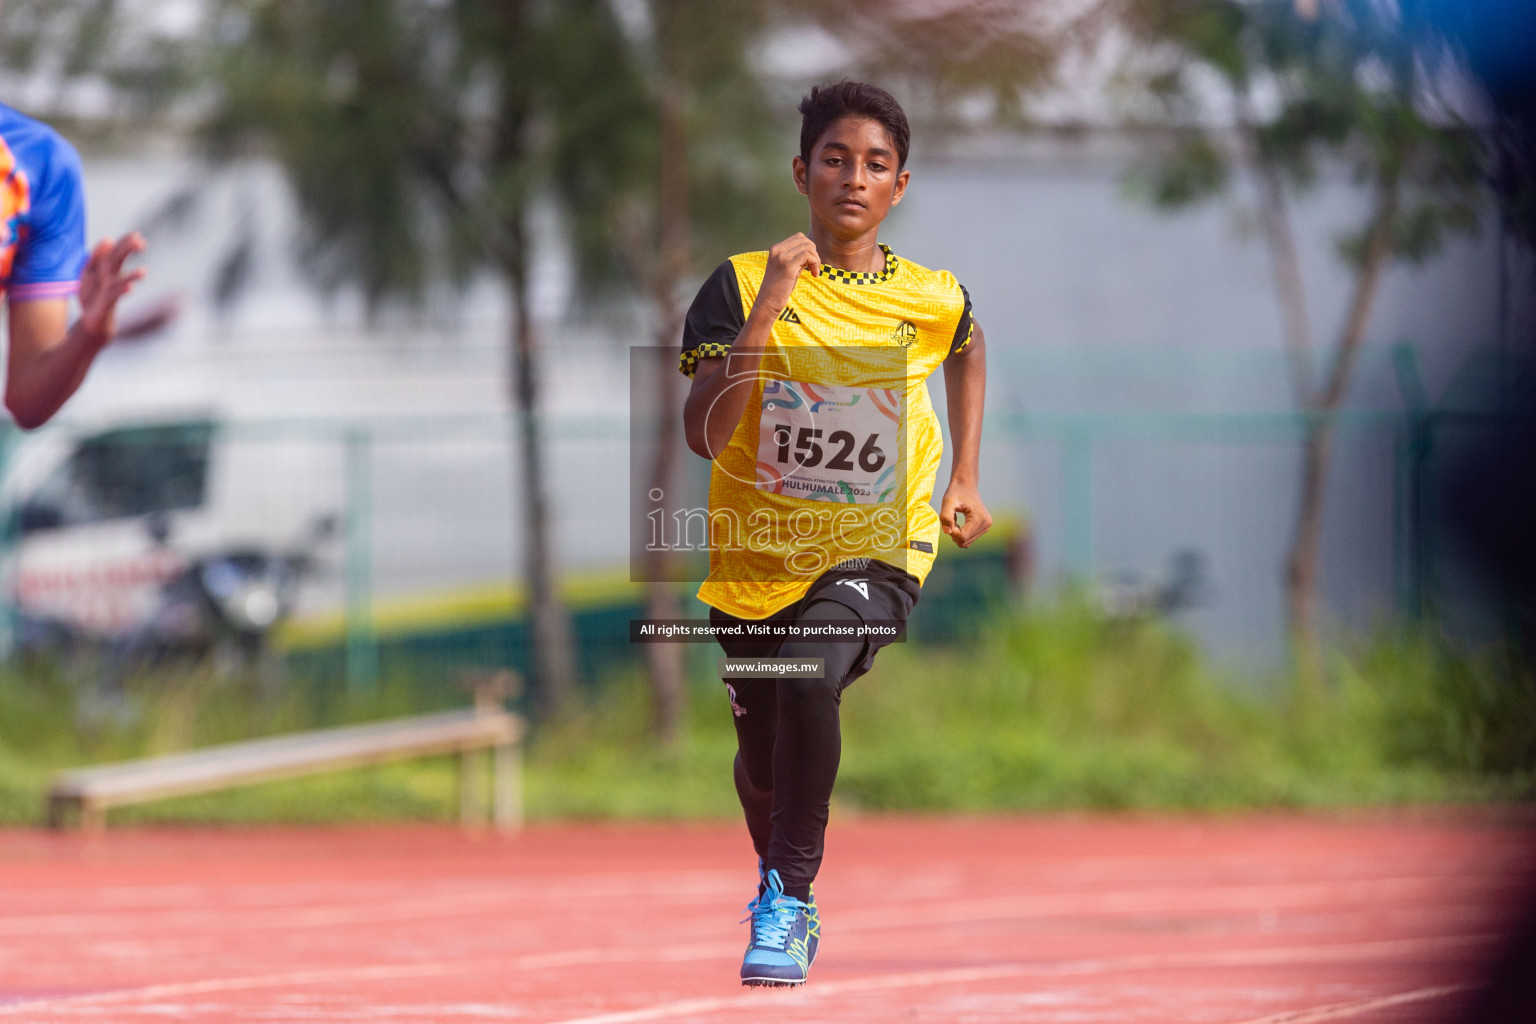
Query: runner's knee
772 672 841 712
780 600 864 697
735 749 772 797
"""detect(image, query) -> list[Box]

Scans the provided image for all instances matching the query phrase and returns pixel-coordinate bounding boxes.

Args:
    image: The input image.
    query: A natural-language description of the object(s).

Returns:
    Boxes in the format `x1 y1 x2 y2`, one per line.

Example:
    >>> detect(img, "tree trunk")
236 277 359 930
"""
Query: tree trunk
1252 155 1317 404
1281 181 1399 692
643 313 685 744
1238 104 1317 405
507 262 578 716
641 39 692 746
1286 421 1331 694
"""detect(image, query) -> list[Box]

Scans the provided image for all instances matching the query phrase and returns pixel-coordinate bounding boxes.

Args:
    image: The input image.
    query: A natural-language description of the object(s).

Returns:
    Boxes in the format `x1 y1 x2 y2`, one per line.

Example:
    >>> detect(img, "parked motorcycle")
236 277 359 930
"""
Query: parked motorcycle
18 514 336 685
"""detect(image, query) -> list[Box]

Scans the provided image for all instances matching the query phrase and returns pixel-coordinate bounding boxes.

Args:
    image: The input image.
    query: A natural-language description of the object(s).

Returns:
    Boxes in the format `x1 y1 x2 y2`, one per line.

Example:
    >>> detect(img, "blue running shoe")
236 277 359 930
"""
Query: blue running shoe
740 868 814 987
755 859 819 967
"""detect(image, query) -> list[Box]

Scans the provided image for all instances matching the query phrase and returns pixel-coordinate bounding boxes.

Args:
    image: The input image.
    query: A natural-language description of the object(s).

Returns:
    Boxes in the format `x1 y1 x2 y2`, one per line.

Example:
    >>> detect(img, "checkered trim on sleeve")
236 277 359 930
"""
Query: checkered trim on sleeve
819 243 899 286
680 259 746 377
679 340 734 377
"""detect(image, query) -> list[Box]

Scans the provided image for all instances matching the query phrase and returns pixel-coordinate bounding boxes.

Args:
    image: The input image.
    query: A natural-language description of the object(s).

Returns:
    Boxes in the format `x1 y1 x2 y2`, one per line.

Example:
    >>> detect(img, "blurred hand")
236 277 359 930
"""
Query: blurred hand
76 233 147 347
940 480 992 549
114 295 182 343
757 233 821 316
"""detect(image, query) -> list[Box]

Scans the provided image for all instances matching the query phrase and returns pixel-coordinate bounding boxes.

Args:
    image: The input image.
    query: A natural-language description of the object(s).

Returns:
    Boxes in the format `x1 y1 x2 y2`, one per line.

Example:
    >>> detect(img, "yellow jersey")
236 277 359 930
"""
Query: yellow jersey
679 243 973 619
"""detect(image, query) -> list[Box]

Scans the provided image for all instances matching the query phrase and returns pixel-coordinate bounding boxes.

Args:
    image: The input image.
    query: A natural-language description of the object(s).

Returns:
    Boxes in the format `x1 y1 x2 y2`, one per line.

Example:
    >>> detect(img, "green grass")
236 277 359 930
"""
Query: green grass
0 656 472 826
0 601 1531 827
834 608 1534 811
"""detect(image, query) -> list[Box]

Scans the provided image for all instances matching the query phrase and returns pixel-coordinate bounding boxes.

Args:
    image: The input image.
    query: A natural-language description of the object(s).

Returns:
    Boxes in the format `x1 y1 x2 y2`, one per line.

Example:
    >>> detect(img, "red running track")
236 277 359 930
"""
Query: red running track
0 815 1531 1023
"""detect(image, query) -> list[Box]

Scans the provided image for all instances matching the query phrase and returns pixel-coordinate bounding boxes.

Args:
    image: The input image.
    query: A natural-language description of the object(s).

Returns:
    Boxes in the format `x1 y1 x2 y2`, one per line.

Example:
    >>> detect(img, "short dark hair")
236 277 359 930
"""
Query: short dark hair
798 81 911 170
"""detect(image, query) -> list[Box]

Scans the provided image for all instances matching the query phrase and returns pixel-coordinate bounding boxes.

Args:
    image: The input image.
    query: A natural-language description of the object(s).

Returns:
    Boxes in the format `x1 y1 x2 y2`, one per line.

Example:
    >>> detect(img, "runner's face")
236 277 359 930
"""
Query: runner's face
794 117 909 241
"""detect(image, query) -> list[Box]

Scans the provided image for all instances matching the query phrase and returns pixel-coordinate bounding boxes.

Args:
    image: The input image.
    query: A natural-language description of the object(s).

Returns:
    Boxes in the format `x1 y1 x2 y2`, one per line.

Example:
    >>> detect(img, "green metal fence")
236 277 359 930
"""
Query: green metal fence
0 342 1513 686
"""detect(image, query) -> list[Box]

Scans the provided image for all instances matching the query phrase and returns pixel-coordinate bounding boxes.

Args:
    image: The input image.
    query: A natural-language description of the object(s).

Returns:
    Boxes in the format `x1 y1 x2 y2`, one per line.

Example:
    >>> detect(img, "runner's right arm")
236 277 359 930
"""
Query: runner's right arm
684 234 822 460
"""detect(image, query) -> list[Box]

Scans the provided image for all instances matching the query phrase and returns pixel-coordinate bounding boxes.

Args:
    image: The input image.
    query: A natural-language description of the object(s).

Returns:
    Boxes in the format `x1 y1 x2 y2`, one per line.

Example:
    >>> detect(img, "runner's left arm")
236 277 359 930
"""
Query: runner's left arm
940 321 991 548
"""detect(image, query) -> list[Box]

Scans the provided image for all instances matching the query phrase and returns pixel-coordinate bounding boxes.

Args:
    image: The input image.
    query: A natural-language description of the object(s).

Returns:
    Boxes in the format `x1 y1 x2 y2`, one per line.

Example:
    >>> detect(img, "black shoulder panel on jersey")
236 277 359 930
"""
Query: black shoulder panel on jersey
679 260 746 376
947 283 975 357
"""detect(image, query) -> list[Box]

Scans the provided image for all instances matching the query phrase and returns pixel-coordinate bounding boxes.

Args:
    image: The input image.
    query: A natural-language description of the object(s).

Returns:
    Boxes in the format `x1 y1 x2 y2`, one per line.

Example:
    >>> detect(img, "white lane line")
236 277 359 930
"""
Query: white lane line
0 943 740 1016
1 933 1488 1020
0 873 747 938
831 875 1501 931
541 937 1492 1024
545 965 1090 1024
0 872 1501 939
1223 984 1474 1024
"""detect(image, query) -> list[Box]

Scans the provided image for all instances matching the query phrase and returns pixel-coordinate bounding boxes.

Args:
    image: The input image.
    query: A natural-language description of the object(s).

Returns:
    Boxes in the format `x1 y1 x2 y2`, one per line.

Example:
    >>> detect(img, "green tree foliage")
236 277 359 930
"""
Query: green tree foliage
193 0 657 714
0 0 806 734
785 0 1060 131
1123 0 1483 272
1115 0 1487 683
0 0 194 141
201 1 644 309
615 0 803 744
610 0 801 282
1414 0 1536 250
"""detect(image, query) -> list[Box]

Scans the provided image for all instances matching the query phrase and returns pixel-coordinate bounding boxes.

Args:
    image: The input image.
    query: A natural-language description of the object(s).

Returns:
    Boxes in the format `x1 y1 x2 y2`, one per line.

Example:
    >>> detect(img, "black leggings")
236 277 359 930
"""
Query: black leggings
726 600 866 902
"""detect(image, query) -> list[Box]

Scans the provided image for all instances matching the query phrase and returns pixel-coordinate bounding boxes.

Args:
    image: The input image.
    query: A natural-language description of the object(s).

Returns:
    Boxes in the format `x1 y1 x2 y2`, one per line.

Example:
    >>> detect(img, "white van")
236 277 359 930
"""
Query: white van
2 414 345 659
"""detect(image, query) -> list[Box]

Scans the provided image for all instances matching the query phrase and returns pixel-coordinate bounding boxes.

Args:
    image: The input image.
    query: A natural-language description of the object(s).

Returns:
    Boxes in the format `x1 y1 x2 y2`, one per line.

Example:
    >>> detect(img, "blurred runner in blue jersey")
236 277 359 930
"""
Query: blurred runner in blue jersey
0 100 146 429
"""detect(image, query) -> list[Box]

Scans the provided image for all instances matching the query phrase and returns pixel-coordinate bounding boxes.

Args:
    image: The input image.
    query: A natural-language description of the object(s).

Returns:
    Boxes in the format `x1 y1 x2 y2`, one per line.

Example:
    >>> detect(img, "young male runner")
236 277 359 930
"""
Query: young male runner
0 96 147 429
679 81 990 987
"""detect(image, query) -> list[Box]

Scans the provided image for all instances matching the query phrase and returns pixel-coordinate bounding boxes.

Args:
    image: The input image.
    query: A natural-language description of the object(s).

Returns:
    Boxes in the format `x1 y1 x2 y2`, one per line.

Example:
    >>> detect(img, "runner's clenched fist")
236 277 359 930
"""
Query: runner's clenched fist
757 233 822 316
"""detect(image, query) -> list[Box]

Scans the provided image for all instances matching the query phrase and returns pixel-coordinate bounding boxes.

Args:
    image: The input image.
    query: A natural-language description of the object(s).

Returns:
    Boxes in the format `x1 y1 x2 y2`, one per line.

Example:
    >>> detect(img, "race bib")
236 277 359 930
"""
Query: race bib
756 380 901 504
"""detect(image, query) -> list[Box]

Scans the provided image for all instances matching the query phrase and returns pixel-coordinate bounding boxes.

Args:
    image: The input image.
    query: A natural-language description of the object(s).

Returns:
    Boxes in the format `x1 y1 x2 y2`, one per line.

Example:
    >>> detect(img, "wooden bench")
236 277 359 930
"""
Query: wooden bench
48 702 525 833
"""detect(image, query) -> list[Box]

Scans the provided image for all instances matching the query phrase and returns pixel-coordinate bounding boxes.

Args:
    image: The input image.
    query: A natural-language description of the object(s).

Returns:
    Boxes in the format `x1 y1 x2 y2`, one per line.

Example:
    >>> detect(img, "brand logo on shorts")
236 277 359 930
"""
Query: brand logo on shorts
725 683 747 717
891 320 918 348
836 579 870 600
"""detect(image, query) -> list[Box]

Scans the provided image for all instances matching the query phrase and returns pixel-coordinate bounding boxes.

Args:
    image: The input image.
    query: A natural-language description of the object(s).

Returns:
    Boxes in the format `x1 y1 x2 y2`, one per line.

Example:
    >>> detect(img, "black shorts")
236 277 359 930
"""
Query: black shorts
709 559 921 690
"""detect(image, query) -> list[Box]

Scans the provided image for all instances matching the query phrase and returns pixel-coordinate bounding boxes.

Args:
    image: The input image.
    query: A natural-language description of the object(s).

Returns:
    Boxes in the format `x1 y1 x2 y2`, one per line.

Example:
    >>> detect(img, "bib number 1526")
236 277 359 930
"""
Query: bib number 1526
771 425 886 473
756 381 901 504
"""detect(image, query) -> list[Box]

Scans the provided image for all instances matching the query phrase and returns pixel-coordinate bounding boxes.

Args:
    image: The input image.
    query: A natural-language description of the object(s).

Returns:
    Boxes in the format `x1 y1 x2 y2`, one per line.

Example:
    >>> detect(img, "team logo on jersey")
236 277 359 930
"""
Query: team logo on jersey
777 307 802 324
0 139 31 284
836 579 870 600
891 320 918 347
726 683 747 717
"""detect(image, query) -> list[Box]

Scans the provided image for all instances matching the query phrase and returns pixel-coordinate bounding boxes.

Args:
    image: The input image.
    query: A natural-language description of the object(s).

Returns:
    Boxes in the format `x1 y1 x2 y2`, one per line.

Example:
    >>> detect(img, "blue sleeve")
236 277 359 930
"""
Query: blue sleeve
10 133 87 302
